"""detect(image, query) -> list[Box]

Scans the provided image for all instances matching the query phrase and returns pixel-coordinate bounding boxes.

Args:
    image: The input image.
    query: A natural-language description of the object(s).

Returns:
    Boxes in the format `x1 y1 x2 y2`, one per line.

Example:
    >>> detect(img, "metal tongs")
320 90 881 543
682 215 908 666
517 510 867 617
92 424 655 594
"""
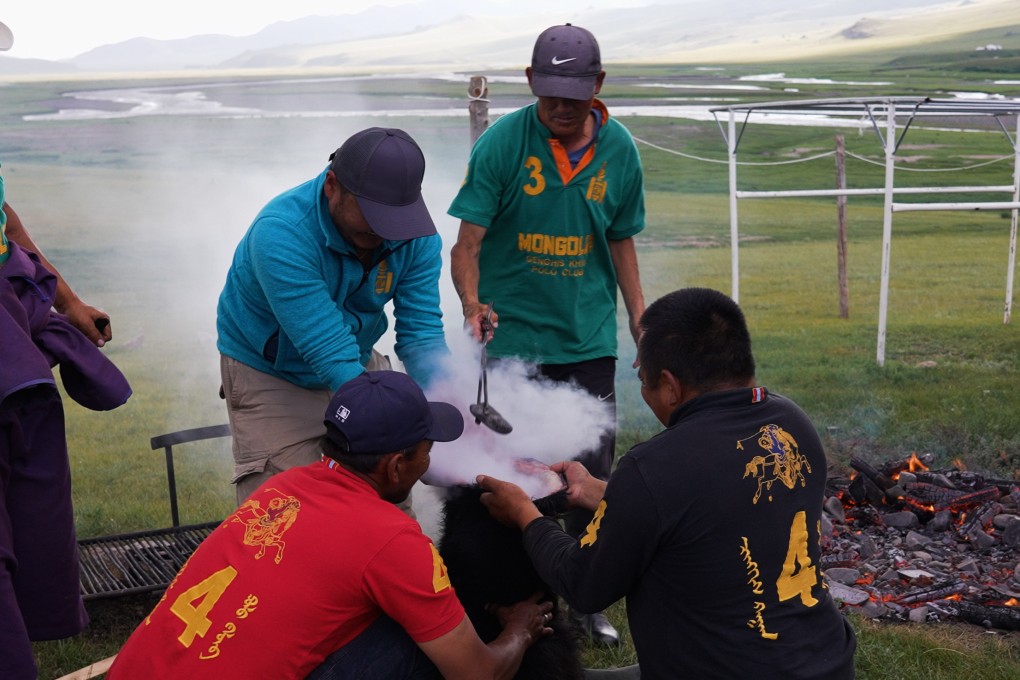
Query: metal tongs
469 303 513 434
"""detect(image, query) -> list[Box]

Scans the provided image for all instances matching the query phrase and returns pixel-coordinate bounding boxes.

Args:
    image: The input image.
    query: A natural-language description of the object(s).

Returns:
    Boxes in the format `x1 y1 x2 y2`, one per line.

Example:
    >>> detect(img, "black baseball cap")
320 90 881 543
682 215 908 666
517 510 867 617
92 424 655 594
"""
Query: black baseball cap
529 24 602 101
324 371 464 456
328 127 436 240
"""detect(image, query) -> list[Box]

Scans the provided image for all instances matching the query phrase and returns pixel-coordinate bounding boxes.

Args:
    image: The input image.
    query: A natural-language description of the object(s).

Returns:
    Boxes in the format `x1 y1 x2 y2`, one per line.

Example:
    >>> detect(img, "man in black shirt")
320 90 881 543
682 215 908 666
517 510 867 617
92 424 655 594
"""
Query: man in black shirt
479 287 856 679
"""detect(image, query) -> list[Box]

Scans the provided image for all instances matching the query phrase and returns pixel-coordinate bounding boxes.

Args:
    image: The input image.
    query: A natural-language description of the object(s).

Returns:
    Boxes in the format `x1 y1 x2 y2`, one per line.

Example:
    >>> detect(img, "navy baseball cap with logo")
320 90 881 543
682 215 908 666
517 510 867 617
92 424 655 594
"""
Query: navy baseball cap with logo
324 371 464 456
529 23 602 101
328 127 436 241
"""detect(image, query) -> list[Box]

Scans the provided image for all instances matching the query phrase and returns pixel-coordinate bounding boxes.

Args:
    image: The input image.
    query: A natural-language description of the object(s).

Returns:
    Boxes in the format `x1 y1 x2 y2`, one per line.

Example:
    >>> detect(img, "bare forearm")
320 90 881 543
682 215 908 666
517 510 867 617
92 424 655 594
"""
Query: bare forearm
3 202 111 345
425 607 547 680
485 628 532 680
451 221 497 341
3 203 78 311
609 237 645 361
450 224 482 312
609 236 645 326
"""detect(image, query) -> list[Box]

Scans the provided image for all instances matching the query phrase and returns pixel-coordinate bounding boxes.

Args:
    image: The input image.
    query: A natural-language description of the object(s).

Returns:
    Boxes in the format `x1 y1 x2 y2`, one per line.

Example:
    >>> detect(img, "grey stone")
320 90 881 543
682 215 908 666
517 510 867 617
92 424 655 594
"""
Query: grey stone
904 530 930 550
824 496 846 523
992 514 1019 531
973 530 997 550
825 568 861 585
885 485 906 502
884 511 920 528
929 510 953 532
861 601 891 619
820 513 834 539
897 568 935 583
827 581 871 606
857 534 880 559
879 568 901 583
958 558 981 576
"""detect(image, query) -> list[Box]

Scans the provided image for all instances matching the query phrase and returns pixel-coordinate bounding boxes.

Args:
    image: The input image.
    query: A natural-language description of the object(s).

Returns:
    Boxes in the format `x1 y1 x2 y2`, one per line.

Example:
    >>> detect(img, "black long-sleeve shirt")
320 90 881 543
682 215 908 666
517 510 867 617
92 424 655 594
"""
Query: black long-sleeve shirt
523 387 856 680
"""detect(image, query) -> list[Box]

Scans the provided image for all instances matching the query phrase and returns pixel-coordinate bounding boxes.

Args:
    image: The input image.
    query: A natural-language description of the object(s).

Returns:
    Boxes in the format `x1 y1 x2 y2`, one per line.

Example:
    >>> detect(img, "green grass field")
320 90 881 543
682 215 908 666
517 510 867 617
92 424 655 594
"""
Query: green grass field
6 26 1020 678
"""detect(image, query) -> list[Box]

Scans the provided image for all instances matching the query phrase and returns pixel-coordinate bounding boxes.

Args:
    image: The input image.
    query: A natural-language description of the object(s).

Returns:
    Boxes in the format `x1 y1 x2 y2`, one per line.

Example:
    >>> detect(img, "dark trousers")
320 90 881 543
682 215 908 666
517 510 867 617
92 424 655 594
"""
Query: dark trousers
537 356 617 538
306 614 440 680
0 386 89 680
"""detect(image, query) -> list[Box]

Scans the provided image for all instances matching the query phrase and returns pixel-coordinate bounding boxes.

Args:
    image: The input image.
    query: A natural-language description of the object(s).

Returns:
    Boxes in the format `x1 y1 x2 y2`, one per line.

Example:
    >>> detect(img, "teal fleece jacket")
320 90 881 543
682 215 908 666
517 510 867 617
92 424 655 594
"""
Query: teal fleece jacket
216 168 448 391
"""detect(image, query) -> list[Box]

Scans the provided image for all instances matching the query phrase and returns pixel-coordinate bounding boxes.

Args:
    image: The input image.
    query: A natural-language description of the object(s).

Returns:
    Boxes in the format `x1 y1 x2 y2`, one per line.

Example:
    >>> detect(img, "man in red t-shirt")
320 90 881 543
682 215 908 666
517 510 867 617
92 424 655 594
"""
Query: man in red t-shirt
109 371 553 680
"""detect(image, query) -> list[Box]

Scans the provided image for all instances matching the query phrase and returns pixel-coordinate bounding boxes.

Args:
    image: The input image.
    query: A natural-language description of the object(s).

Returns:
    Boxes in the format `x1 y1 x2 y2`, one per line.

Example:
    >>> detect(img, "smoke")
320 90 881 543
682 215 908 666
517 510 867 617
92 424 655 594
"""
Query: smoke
420 327 615 500
11 75 617 535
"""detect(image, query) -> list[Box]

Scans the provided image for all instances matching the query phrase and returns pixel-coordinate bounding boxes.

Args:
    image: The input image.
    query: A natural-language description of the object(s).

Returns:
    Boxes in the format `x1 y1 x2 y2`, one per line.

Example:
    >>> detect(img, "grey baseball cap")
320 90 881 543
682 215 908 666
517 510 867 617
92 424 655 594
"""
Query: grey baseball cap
529 24 602 101
329 127 436 241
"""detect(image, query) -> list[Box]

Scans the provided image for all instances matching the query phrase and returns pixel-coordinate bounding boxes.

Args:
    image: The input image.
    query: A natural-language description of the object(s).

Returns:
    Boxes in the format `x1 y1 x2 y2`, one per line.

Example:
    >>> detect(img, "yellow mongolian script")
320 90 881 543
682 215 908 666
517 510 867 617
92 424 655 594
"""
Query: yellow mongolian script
518 233 594 257
739 537 778 640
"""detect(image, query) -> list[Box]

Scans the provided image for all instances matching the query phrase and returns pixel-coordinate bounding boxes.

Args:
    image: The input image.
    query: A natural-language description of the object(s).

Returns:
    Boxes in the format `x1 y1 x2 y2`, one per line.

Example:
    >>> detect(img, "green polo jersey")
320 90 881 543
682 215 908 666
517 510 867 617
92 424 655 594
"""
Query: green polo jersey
448 100 645 364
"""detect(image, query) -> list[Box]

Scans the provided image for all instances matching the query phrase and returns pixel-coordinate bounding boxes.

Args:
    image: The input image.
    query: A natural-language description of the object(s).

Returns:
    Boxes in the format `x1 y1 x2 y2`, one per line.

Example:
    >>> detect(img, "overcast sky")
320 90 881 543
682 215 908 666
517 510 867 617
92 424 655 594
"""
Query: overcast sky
1 2 391 60
2 1 642 61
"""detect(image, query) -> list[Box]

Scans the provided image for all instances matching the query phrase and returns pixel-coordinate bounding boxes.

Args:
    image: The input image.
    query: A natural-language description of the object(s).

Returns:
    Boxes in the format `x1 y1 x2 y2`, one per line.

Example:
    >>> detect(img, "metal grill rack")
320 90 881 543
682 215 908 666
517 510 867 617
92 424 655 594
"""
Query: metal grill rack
76 424 231 600
78 522 220 600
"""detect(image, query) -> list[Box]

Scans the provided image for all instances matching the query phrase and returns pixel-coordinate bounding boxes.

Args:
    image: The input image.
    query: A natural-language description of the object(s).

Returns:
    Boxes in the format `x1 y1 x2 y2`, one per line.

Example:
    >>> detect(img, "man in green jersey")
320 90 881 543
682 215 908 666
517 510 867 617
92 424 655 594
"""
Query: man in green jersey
449 23 646 647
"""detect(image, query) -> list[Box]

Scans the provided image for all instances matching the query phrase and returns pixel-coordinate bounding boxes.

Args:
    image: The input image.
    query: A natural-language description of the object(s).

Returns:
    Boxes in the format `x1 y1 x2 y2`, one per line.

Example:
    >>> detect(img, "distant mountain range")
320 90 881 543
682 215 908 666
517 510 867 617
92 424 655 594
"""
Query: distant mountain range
2 0 1018 77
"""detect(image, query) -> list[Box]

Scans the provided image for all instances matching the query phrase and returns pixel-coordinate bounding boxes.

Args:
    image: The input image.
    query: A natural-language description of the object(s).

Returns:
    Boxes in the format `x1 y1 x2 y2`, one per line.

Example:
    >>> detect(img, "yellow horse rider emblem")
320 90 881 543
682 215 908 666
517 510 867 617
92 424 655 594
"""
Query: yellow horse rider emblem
231 490 301 564
739 424 812 504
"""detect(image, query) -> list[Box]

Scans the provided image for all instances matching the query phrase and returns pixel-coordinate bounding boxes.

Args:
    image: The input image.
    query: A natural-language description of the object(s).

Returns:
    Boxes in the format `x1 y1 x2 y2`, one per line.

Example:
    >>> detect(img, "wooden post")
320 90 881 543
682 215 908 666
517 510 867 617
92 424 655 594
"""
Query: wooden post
835 135 849 319
468 76 489 145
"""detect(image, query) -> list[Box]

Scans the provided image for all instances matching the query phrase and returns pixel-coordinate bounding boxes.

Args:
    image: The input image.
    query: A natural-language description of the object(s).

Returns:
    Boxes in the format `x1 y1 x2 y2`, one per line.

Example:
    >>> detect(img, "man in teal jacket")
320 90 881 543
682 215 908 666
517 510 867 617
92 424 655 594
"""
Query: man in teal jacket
217 127 449 504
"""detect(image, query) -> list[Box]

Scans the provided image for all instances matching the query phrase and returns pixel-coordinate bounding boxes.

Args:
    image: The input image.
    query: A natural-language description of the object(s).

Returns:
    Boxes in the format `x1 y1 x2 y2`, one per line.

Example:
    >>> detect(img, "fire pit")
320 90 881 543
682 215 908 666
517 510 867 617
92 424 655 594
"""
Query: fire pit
822 453 1020 630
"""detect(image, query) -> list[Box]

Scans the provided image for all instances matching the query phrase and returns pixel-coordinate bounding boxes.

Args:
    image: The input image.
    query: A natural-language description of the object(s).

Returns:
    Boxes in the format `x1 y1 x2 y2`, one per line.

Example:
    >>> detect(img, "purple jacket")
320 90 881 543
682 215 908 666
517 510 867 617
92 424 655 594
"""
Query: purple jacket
0 242 131 409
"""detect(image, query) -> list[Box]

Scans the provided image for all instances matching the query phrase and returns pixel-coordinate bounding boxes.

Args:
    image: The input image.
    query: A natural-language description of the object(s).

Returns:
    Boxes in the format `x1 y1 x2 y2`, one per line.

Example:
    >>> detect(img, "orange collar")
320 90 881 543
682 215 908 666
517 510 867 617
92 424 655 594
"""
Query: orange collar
546 99 609 185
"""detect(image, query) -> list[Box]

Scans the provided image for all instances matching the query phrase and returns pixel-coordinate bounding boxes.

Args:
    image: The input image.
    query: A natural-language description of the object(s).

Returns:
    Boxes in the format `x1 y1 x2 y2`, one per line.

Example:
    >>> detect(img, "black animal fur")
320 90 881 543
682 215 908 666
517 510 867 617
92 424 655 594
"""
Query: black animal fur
438 485 584 680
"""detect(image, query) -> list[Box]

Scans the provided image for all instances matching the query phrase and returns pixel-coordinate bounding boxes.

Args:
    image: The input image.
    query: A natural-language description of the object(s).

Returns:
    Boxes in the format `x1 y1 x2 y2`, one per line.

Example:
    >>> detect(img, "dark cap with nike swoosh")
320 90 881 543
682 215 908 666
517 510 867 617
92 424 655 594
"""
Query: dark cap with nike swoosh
529 24 602 101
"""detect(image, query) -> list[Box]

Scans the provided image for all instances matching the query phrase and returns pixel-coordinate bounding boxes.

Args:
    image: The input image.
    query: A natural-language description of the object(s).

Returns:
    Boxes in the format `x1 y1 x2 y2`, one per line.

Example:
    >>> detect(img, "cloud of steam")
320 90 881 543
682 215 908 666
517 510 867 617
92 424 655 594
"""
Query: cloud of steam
419 326 615 500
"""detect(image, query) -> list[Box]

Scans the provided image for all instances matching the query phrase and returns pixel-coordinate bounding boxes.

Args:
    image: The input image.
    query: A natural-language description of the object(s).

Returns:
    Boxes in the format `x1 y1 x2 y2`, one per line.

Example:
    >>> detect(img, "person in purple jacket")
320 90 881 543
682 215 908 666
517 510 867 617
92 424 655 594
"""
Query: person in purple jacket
217 127 450 505
1 26 132 674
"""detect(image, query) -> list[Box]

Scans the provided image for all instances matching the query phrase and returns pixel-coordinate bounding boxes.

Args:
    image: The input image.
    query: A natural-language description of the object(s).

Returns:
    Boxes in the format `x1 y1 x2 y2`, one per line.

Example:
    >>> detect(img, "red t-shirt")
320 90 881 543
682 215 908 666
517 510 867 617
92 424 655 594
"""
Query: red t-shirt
108 461 464 679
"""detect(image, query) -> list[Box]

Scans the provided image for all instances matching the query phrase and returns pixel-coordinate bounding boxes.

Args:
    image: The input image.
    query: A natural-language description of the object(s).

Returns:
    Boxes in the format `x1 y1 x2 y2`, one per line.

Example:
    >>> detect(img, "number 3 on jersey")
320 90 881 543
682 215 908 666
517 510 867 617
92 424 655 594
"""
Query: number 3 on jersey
776 511 819 607
170 565 238 646
523 156 546 196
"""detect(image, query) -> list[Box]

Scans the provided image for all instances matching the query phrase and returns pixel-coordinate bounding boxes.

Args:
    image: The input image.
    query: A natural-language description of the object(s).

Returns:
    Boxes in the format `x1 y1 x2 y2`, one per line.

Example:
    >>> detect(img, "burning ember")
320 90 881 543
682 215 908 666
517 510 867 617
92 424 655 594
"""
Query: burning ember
823 453 1020 631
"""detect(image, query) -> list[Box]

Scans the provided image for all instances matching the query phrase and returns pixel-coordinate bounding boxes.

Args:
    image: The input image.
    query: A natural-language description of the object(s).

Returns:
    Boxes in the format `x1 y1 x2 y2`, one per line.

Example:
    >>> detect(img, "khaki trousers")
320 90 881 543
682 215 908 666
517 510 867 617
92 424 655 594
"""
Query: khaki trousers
220 353 413 517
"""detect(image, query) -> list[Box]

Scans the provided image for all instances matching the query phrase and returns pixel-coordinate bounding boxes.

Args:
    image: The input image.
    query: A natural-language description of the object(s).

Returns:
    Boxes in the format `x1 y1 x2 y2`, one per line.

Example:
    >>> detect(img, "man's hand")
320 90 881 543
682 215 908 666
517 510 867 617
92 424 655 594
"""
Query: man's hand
477 475 541 530
463 301 498 343
488 592 554 645
61 298 112 347
627 315 643 369
550 461 606 512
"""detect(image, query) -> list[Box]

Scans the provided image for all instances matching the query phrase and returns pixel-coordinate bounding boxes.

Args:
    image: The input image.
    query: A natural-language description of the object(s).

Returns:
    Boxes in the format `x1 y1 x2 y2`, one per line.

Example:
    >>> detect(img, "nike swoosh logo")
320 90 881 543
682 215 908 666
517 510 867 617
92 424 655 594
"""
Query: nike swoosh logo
597 393 614 401
551 56 577 65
